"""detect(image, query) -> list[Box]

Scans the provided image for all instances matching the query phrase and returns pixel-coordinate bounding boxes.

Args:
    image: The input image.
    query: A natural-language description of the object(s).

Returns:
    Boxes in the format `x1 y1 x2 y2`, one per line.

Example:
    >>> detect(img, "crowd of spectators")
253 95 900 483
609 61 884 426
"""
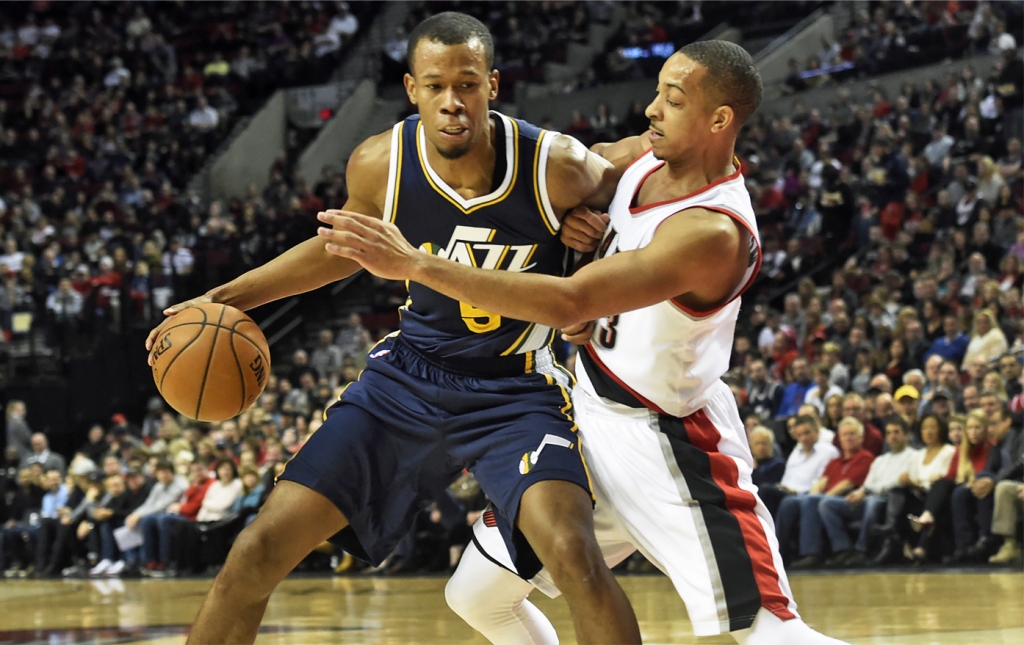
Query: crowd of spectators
2 2 1024 580
0 1 373 360
721 39 1024 569
1 304 485 578
783 1 1023 94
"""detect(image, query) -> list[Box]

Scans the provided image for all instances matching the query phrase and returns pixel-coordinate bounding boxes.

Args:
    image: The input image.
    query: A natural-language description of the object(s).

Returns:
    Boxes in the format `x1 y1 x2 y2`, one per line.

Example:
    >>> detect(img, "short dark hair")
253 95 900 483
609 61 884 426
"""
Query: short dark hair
154 459 174 473
407 12 494 74
793 414 819 431
676 40 762 124
883 415 908 434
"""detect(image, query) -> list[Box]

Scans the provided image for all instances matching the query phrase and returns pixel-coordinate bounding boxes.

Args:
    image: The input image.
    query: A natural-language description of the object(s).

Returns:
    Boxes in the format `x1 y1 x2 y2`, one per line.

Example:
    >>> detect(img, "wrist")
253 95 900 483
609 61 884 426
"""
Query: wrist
408 251 437 285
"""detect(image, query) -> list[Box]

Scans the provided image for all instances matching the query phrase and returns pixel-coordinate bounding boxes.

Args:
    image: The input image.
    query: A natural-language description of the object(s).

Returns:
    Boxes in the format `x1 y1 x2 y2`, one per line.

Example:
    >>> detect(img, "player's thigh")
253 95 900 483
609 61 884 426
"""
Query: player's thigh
228 480 349 582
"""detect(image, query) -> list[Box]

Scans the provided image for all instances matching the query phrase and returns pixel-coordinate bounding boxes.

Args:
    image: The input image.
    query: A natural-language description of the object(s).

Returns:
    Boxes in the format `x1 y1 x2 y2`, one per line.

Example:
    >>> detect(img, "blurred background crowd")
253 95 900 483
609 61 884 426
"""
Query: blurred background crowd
1 0 1023 579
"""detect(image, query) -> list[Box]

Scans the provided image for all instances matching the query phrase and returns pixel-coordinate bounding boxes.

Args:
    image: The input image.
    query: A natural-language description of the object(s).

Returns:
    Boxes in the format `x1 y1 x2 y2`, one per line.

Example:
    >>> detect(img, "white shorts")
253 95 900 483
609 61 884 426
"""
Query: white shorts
471 380 799 636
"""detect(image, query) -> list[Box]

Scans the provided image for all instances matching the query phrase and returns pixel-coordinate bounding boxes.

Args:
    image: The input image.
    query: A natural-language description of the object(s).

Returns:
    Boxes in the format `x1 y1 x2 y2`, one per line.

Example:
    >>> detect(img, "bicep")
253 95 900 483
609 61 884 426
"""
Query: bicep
564 209 745 320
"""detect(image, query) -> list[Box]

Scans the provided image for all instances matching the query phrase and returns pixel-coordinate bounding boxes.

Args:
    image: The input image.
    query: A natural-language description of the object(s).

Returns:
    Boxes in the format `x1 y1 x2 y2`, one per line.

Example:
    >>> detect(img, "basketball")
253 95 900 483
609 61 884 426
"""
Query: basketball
149 303 271 422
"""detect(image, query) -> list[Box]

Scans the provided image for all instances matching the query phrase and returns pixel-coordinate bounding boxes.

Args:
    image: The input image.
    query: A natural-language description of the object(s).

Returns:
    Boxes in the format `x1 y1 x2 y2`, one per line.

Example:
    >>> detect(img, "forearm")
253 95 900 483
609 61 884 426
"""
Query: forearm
210 237 360 311
411 253 585 329
826 480 854 496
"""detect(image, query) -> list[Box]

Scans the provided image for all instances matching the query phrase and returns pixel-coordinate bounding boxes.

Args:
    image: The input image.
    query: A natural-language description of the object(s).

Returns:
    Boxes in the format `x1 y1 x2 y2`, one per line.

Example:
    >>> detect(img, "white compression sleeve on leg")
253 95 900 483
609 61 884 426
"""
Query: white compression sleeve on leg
445 541 559 645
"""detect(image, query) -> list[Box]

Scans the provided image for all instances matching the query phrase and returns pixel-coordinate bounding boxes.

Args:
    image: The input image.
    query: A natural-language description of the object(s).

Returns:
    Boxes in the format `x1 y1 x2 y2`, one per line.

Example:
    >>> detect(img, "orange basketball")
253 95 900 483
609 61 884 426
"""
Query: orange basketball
149 303 271 422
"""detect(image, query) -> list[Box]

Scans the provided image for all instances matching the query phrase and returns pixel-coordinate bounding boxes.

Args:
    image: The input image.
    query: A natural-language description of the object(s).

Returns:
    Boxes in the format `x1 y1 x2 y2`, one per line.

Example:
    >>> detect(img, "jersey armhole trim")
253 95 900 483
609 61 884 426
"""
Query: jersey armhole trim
382 122 404 223
667 205 762 319
535 131 560 235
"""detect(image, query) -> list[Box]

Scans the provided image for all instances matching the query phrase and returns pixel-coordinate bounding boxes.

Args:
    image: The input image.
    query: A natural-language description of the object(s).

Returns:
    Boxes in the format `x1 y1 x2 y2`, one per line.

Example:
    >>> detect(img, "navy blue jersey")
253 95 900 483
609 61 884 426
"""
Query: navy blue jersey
381 111 567 374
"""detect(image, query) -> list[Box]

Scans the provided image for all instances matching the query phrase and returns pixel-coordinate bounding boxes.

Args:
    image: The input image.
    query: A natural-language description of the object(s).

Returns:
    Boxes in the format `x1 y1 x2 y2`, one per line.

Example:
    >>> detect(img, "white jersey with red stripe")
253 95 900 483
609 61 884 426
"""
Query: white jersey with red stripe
577 150 762 419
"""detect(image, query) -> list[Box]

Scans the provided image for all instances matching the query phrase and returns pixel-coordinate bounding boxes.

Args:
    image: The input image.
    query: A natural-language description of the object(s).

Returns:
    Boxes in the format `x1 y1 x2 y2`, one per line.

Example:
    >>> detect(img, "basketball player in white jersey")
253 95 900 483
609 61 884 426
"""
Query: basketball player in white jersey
317 41 845 645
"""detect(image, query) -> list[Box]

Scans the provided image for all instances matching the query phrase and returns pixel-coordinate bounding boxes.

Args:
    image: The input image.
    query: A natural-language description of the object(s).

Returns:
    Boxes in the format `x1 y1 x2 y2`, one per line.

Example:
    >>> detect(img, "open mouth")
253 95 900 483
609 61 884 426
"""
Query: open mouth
648 127 664 141
440 125 469 139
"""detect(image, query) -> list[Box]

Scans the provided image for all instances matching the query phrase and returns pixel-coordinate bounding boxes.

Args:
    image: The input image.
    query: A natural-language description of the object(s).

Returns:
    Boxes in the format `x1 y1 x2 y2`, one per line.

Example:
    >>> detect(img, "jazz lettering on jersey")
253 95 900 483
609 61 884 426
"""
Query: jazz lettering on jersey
420 225 538 334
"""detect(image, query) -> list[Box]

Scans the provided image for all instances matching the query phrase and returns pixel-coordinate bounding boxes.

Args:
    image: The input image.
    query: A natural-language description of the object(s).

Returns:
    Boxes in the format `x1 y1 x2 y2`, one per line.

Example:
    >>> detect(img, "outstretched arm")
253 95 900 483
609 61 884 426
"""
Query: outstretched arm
317 207 751 330
145 131 390 356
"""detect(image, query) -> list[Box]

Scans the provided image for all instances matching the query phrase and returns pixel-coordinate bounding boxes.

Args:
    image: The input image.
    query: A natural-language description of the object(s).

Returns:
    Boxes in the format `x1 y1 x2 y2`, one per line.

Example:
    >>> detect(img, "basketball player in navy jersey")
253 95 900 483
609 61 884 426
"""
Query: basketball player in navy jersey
145 12 641 645
320 42 846 644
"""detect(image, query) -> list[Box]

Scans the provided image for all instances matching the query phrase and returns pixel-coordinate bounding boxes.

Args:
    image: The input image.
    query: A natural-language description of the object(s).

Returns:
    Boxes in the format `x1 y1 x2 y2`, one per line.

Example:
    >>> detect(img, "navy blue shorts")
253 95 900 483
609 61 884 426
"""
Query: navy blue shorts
279 333 591 566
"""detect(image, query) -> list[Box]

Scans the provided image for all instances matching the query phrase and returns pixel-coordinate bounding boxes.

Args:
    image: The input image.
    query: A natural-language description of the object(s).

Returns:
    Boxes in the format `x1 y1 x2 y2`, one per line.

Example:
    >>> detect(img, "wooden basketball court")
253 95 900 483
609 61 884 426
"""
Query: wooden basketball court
0 571 1021 644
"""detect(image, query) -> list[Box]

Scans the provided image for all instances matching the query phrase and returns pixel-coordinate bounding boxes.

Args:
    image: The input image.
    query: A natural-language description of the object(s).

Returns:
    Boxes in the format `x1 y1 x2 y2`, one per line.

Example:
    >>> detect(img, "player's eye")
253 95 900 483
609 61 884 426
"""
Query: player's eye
461 83 477 89
666 100 680 108
426 84 441 90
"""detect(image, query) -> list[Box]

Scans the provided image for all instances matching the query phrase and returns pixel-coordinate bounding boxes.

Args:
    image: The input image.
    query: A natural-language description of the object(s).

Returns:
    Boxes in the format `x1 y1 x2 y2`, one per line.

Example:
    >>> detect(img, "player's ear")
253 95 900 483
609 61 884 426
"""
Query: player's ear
711 105 733 133
403 73 418 105
488 70 499 101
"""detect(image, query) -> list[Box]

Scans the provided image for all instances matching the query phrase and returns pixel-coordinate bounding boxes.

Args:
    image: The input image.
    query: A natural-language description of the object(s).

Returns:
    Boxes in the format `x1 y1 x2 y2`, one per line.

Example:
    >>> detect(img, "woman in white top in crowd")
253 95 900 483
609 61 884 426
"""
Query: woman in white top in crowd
961 309 1008 370
196 458 243 523
872 413 955 565
903 414 957 492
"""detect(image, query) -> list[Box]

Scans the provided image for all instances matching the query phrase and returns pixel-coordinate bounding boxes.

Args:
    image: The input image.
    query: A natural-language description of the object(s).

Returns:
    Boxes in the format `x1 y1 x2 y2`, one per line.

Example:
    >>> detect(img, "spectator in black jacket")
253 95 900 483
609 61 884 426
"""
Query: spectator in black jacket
747 359 785 423
950 407 1024 565
965 406 1022 561
79 425 110 465
86 469 150 577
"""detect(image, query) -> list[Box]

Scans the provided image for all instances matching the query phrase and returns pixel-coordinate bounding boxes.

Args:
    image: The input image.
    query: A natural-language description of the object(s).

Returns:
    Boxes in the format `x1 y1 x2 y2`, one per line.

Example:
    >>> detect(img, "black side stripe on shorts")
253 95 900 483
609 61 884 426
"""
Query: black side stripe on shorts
657 414 762 632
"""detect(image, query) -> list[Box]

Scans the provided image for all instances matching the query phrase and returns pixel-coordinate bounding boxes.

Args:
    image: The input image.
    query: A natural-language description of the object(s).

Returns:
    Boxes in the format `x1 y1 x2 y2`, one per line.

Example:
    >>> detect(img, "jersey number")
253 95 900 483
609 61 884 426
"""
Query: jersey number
596 315 619 349
460 302 502 333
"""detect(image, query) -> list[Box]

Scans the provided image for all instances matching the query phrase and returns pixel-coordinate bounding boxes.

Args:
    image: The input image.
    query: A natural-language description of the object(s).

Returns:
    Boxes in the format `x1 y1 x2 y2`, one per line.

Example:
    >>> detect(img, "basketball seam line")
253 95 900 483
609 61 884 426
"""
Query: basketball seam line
156 308 209 392
194 305 228 419
163 320 271 369
229 318 247 418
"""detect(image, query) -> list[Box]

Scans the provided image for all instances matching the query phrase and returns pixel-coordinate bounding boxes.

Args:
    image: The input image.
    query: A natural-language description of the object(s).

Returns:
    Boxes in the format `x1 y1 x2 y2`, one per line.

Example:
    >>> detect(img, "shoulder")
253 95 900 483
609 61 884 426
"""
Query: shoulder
591 136 648 171
347 128 394 180
546 133 592 173
659 207 746 248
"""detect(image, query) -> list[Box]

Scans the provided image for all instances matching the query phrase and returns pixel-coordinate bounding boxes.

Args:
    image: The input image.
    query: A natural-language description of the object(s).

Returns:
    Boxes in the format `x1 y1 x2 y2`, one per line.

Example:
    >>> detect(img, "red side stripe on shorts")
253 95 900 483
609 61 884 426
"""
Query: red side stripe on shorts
684 409 796 621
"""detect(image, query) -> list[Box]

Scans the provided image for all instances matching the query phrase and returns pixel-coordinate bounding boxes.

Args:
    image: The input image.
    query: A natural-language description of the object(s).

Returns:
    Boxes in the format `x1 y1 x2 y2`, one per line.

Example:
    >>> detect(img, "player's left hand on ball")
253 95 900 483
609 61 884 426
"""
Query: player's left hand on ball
561 321 595 344
561 206 609 253
317 211 419 281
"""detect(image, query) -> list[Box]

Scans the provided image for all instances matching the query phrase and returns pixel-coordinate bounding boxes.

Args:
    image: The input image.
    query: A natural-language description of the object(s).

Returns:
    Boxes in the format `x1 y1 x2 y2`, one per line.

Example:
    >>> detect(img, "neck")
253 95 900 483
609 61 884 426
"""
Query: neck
662 140 736 195
425 117 496 191
801 443 815 454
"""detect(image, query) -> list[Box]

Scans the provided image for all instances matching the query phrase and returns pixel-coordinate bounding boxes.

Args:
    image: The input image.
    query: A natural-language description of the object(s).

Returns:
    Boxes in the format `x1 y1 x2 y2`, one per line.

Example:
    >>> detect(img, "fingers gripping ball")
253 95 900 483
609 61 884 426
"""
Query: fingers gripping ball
150 303 271 422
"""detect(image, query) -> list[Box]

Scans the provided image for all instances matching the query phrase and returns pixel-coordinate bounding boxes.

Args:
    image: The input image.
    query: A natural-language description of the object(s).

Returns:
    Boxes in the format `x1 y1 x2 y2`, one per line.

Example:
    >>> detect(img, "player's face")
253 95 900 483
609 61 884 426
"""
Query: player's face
405 39 499 160
644 54 730 161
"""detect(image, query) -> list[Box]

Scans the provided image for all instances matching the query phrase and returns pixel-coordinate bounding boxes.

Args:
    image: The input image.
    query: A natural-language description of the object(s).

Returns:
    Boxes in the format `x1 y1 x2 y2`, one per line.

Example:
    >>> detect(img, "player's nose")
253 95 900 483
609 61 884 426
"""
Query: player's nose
439 88 463 114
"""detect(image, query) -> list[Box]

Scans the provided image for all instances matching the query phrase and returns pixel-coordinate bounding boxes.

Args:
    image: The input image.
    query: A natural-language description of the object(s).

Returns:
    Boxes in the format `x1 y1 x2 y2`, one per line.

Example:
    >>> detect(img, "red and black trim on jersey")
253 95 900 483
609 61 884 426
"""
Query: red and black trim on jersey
667 205 762 319
579 345 669 415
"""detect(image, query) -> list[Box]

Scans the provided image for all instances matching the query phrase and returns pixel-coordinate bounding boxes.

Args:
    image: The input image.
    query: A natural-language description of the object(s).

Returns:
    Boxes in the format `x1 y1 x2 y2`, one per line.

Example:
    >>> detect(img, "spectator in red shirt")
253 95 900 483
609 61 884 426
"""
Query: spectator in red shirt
837 393 885 455
776 417 876 568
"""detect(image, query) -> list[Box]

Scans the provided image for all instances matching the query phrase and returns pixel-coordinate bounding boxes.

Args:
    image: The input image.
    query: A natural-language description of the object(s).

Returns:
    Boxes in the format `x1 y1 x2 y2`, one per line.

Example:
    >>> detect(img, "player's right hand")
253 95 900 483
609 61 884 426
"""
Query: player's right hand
560 206 609 253
561 321 595 345
144 293 214 363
